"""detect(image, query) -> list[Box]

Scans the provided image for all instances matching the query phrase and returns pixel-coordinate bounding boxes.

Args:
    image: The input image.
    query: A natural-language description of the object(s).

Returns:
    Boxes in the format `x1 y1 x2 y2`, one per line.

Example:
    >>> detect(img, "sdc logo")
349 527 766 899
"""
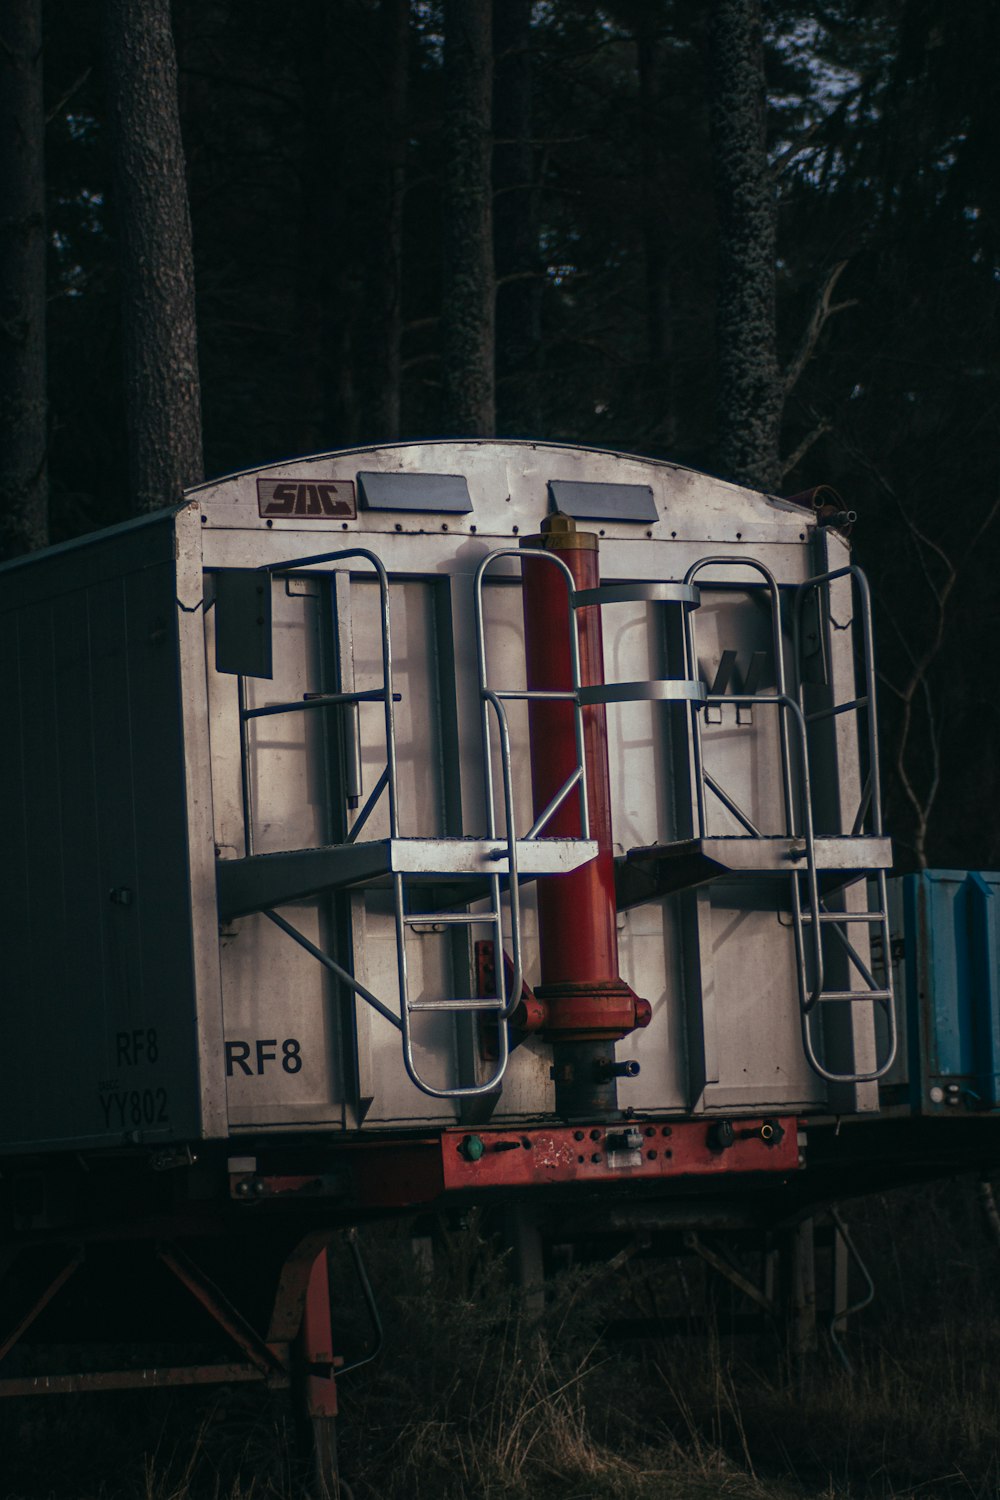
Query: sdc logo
256 478 357 519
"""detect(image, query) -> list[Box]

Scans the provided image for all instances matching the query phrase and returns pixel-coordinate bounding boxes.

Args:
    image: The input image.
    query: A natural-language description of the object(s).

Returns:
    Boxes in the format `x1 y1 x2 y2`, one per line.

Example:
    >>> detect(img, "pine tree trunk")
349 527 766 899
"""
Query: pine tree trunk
366 0 409 442
708 0 780 492
636 18 675 446
441 0 494 436
104 0 203 511
294 0 362 454
0 0 48 559
294 0 337 455
494 0 539 419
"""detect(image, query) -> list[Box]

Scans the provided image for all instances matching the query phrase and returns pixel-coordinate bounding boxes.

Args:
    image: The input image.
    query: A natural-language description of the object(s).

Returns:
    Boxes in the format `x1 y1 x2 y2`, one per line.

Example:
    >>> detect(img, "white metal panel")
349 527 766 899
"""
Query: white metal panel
189 443 875 1129
351 578 460 1122
221 902 345 1128
701 889 825 1109
207 577 347 1128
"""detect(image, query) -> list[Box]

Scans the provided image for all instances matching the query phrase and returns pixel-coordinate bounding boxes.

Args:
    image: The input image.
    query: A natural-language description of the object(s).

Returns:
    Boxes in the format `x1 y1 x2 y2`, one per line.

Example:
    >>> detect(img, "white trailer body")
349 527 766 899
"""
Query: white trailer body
0 440 892 1152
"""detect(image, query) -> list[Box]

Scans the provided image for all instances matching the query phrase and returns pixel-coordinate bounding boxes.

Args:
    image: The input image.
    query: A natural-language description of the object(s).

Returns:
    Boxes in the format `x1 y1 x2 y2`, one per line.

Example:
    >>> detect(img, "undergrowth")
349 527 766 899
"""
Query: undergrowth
334 1209 1000 1500
3 1185 1000 1500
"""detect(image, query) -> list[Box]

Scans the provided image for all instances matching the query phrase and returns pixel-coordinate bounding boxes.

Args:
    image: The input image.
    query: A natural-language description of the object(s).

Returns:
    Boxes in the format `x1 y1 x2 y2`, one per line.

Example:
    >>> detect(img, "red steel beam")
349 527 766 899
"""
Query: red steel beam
0 1246 84 1362
0 1362 289 1396
157 1243 286 1375
241 1118 800 1212
440 1118 799 1191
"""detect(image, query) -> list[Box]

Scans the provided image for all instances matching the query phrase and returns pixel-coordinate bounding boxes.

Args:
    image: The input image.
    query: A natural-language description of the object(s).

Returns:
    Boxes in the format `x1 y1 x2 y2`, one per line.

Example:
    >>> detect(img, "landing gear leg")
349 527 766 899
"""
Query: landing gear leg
779 1218 817 1376
298 1247 342 1499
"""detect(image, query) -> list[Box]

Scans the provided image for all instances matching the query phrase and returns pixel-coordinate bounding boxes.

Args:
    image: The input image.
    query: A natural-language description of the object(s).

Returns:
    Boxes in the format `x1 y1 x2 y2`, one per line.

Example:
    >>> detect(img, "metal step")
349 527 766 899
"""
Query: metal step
217 836 599 922
616 835 892 908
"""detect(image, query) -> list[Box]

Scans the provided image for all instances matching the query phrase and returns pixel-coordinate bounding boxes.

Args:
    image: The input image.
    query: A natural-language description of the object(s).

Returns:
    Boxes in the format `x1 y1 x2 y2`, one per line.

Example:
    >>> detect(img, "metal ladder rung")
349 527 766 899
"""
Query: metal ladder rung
801 910 886 924
243 688 401 721
492 688 579 702
817 989 892 1004
402 910 500 927
804 696 868 724
679 558 896 1086
408 998 505 1013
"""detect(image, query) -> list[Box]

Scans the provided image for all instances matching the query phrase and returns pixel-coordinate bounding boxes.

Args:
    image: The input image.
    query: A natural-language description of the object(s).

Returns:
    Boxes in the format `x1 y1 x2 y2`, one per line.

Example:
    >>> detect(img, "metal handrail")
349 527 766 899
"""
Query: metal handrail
241 546 588 1100
240 548 402 850
398 546 594 1098
791 565 896 1084
683 557 796 838
694 690 826 1012
682 559 822 1002
473 547 591 844
679 558 896 1085
245 549 515 1100
793 565 883 837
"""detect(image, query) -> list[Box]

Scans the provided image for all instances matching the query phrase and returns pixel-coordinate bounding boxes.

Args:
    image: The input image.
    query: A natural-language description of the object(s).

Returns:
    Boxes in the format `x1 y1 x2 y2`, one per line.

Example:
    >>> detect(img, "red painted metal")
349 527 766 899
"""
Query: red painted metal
234 1119 800 1213
230 1172 345 1203
520 518 648 1040
475 940 545 1058
0 1240 294 1400
157 1243 287 1376
441 1119 799 1191
0 1246 83 1362
300 1248 338 1418
0 1363 289 1396
352 1141 445 1209
267 1229 341 1345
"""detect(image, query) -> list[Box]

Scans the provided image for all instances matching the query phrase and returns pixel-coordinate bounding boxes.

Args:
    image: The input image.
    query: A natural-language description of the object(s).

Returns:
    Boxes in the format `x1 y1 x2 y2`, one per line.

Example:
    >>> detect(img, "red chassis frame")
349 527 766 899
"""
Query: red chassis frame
0 1107 800 1500
229 1116 801 1209
0 1116 798 1402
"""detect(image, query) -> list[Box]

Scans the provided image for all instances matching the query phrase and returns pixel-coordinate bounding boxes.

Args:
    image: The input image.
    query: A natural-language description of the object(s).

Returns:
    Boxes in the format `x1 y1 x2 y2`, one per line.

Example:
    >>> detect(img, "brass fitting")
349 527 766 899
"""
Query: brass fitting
520 511 598 552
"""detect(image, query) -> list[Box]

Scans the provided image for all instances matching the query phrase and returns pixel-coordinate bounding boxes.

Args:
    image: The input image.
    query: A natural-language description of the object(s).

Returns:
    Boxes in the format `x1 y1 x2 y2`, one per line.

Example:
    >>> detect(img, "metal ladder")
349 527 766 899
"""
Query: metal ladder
232 546 594 1101
679 557 896 1085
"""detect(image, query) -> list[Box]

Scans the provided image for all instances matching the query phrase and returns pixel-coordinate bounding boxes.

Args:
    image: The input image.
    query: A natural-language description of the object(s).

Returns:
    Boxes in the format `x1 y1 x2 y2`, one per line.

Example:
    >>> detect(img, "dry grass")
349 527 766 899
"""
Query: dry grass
4 1189 1000 1500
333 1207 1000 1500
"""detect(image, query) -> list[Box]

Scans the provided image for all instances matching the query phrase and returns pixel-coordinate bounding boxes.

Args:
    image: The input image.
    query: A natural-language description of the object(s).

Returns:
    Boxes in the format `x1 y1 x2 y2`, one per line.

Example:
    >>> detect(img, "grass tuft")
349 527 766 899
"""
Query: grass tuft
5 1183 1000 1499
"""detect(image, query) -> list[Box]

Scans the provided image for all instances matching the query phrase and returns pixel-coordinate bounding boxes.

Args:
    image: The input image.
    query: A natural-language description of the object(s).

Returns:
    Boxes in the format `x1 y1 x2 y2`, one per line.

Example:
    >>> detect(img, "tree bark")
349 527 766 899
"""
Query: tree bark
441 0 494 436
104 0 203 511
708 0 781 492
635 17 675 446
293 0 362 454
0 0 48 559
493 0 539 409
366 0 410 442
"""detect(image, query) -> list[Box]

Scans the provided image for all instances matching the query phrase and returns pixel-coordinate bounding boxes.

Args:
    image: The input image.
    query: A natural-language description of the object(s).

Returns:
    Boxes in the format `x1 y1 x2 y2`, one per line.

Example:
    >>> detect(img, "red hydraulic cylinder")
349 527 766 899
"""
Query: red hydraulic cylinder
519 514 650 1059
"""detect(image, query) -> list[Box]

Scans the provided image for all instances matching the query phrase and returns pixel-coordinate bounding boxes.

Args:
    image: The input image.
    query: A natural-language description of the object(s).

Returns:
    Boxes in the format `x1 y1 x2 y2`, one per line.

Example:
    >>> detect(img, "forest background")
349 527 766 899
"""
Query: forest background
1 0 998 872
2 4 1000 1496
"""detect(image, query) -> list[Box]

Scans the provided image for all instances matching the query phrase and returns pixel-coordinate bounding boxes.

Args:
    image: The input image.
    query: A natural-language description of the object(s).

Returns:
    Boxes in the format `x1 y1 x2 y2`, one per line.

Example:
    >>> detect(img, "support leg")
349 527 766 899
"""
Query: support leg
298 1248 340 1500
503 1207 545 1316
831 1215 849 1339
779 1219 817 1375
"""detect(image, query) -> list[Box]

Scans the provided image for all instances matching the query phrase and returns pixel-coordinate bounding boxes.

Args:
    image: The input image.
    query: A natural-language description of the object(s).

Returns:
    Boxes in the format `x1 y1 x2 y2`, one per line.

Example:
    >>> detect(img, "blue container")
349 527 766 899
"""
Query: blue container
896 870 1000 1112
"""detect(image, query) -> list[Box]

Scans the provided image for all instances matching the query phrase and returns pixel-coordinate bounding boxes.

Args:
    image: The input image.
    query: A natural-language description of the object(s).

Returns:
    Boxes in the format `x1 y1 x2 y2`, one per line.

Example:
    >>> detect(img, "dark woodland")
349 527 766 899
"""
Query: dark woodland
2 6 1000 1498
2 2 998 862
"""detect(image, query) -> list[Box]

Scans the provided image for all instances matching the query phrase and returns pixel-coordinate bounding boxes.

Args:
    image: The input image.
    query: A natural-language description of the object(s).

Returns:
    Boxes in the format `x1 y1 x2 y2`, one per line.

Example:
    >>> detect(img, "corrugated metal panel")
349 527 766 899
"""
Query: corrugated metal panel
0 530 207 1151
896 870 1000 1112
